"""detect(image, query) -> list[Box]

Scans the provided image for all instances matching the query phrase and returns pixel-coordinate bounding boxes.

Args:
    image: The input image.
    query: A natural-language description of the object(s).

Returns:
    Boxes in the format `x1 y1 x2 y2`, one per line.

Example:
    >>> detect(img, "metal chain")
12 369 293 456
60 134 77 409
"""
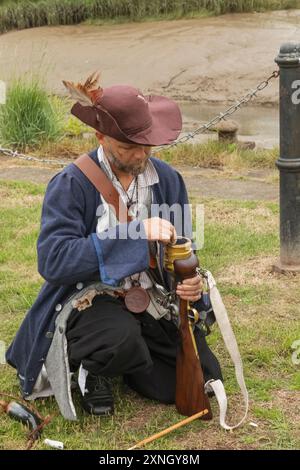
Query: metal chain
156 70 280 152
0 147 70 166
0 70 279 165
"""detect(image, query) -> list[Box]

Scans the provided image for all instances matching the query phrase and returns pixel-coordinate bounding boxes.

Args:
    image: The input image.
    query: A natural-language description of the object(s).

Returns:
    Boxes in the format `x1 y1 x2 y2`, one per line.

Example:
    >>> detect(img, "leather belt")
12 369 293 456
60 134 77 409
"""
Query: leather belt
113 290 126 299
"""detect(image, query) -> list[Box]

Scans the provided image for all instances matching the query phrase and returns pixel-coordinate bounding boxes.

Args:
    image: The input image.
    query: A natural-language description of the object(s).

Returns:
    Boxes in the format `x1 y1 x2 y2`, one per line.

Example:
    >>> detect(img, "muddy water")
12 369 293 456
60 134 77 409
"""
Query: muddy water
0 9 299 146
180 102 279 148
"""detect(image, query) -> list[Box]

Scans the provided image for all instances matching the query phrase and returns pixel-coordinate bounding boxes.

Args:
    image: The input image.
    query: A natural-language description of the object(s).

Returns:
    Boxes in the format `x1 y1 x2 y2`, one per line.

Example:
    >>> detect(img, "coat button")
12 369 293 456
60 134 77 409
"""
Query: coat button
76 282 84 290
58 327 64 334
45 331 54 339
55 304 62 312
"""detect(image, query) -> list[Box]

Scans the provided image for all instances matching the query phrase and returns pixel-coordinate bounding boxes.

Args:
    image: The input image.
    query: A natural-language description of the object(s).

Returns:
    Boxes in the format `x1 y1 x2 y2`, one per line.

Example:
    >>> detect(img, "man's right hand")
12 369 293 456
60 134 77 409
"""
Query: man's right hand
142 217 177 244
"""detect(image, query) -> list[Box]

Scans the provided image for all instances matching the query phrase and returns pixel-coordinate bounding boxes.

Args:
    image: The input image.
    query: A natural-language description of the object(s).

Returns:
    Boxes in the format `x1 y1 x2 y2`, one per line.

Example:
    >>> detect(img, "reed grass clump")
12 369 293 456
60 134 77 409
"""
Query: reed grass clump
0 75 65 150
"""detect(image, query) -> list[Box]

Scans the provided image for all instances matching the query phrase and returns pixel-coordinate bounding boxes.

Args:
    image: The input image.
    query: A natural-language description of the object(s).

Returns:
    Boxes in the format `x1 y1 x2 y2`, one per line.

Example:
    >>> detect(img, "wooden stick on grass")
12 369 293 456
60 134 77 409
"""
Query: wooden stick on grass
128 408 209 450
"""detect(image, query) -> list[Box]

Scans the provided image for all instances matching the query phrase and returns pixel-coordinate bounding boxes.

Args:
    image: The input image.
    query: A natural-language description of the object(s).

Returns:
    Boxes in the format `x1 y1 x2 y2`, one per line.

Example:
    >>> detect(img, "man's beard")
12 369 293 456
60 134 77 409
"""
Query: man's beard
106 150 148 176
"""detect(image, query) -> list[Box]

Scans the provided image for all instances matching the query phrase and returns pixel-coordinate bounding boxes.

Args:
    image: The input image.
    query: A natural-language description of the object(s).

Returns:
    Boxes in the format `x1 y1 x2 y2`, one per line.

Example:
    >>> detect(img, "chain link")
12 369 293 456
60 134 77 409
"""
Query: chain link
0 70 279 165
156 69 280 152
0 147 70 166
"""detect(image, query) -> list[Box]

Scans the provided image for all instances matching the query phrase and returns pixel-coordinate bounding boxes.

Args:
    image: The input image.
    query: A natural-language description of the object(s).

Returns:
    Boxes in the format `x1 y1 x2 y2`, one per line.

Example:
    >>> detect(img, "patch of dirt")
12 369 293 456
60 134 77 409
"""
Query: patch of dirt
0 156 278 201
273 390 300 431
170 388 300 450
0 160 61 185
121 402 167 433
218 256 300 288
0 191 44 208
186 174 277 201
167 397 259 450
203 203 278 233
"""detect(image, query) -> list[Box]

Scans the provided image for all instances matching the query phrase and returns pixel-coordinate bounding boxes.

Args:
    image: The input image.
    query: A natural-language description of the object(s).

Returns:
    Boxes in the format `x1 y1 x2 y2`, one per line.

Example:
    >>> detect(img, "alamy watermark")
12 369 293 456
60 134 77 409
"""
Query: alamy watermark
95 202 205 249
291 80 300 104
0 340 6 364
291 339 300 365
0 80 6 104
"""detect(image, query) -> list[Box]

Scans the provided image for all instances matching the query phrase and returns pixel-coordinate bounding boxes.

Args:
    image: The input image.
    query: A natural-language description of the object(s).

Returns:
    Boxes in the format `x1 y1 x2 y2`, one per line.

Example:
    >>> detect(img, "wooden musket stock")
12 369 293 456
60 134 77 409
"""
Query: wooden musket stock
165 238 212 419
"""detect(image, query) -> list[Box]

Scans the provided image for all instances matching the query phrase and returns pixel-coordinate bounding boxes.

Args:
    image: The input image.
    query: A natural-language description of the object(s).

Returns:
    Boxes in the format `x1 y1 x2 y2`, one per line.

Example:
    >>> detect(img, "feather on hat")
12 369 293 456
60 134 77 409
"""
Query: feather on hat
63 71 182 146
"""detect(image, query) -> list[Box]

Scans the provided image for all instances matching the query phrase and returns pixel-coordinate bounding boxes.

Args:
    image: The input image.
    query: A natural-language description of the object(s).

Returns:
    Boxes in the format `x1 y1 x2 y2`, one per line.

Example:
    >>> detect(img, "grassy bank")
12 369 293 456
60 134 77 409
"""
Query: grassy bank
1 105 280 172
0 179 299 449
160 141 278 170
28 135 279 172
0 0 300 34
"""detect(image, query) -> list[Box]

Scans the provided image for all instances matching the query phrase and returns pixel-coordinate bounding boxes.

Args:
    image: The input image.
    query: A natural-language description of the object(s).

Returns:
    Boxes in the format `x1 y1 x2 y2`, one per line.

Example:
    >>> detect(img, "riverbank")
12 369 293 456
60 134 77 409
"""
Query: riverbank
0 10 295 107
1 0 299 35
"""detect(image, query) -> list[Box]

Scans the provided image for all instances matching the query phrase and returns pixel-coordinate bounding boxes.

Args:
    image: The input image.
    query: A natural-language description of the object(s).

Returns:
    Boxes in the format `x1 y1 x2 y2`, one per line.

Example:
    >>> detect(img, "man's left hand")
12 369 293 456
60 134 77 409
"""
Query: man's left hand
176 274 203 302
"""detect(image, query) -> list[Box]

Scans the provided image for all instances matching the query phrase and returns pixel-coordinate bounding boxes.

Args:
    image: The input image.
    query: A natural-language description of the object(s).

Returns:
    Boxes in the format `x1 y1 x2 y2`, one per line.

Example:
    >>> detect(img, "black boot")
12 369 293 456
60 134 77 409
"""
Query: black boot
81 374 114 416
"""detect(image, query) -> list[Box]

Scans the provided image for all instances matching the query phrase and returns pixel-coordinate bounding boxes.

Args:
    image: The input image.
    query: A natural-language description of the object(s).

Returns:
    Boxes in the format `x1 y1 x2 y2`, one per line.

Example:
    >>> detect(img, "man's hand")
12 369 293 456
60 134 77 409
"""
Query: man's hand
176 274 203 302
142 217 177 244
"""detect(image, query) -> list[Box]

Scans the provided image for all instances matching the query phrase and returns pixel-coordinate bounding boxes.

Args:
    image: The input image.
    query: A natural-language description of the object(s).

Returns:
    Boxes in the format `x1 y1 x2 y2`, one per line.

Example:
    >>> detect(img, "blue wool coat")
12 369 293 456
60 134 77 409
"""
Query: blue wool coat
6 148 197 397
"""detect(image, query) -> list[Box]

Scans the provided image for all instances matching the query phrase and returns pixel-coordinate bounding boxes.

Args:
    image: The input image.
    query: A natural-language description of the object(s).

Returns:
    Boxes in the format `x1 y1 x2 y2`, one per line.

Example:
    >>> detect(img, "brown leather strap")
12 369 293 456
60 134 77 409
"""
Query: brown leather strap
74 153 131 223
74 153 157 268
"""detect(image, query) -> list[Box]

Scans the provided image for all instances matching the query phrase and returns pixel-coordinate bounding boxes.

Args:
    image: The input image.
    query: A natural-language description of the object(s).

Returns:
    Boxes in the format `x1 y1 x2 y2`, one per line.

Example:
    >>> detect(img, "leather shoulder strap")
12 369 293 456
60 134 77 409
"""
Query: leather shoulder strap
74 153 131 223
74 153 157 268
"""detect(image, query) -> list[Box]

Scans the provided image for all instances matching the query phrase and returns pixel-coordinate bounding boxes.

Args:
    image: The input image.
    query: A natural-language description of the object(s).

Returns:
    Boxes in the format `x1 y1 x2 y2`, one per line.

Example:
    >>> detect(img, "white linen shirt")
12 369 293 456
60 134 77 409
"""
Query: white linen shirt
96 145 159 290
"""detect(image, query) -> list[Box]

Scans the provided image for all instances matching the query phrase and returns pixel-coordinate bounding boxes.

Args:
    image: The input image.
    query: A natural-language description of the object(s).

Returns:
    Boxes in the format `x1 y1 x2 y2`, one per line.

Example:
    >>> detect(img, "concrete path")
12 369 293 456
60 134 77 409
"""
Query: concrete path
0 157 278 201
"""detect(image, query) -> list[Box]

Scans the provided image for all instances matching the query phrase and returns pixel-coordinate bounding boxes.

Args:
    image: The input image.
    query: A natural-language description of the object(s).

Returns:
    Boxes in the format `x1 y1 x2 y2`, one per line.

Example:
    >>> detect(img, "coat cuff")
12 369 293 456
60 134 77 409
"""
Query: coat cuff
91 220 150 286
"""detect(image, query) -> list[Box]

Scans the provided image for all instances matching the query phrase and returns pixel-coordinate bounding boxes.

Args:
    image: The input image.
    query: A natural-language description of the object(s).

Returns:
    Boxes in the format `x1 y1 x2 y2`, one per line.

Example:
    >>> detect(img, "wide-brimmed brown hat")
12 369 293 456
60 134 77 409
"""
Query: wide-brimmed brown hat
70 84 182 146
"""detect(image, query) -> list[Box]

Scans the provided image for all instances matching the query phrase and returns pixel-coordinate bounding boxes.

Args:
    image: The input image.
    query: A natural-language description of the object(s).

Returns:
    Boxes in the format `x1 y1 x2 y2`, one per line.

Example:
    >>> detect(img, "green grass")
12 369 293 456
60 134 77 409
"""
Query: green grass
0 179 299 450
0 76 65 151
159 141 279 170
28 134 279 171
0 0 300 34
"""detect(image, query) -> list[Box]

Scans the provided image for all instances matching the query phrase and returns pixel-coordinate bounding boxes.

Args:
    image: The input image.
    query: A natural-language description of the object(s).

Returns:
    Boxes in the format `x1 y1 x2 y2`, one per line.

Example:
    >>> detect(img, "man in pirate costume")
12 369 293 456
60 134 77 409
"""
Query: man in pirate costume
6 73 222 419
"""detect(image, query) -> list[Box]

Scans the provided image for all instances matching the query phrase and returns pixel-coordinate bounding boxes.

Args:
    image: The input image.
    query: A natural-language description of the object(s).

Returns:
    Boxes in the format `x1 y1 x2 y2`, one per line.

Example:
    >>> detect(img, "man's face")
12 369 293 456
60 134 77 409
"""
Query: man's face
97 133 152 176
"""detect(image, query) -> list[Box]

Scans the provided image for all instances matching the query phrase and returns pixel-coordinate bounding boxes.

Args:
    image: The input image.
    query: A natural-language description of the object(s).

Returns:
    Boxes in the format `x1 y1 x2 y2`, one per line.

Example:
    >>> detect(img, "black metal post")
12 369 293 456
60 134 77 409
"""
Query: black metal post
274 43 300 272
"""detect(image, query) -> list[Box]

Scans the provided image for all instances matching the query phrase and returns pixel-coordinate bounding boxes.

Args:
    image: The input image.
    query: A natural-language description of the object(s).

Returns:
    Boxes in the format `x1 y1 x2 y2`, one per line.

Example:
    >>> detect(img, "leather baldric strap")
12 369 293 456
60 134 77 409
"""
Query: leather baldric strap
74 153 130 223
74 153 156 268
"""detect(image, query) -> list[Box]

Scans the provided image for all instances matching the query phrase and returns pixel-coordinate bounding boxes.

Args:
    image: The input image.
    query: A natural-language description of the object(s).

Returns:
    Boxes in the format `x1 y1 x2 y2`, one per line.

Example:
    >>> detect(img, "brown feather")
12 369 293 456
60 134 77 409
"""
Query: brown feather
83 71 100 91
62 80 93 107
62 71 103 107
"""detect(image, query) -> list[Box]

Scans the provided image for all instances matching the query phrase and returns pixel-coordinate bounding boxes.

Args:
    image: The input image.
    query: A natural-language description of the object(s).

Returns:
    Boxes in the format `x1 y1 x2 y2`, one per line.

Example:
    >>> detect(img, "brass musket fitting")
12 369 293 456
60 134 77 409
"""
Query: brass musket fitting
164 236 192 272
